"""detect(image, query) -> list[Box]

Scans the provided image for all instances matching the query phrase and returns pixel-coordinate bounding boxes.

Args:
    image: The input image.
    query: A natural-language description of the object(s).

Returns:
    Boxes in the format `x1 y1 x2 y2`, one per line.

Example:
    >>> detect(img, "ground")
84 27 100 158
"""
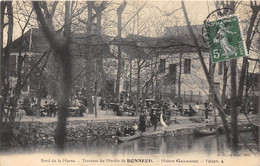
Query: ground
20 102 258 134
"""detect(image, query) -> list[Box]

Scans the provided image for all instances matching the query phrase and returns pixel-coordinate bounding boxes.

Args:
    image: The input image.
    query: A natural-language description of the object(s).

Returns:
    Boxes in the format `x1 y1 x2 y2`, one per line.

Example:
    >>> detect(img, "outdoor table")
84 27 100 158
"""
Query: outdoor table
121 107 135 116
171 108 179 116
109 103 116 111
69 106 80 117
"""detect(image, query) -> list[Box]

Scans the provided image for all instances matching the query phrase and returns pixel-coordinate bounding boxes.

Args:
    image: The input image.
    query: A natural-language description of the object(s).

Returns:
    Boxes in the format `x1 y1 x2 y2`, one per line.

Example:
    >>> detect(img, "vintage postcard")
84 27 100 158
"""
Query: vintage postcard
0 0 259 166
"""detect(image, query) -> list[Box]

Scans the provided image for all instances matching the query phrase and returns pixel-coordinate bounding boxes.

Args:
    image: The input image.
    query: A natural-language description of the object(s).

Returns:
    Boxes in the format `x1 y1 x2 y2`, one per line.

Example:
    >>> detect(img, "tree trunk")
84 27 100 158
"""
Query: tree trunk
155 55 158 97
2 1 13 105
151 57 154 98
116 1 127 101
94 81 97 118
33 1 72 151
230 59 238 153
85 1 94 114
55 1 72 151
238 3 260 104
129 57 132 98
178 53 182 103
221 62 228 105
93 2 107 100
0 1 5 131
136 58 141 114
85 58 94 114
0 2 14 145
181 1 231 144
115 44 122 100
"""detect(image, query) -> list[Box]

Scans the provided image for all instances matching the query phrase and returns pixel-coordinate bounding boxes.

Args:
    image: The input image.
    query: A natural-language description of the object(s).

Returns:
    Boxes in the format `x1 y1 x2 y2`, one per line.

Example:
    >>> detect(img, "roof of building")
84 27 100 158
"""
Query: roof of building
11 28 50 52
118 25 208 56
10 28 113 58
10 25 209 59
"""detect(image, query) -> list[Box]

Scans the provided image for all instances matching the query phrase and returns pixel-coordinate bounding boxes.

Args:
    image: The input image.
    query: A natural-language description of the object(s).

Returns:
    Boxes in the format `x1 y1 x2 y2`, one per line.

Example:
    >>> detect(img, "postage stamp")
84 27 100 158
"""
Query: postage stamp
205 15 247 63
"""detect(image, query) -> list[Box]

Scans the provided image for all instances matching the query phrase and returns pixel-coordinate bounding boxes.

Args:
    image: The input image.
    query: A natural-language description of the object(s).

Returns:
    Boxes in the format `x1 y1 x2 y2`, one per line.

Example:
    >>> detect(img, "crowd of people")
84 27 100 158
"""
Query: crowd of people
105 97 207 135
112 98 207 136
5 91 258 127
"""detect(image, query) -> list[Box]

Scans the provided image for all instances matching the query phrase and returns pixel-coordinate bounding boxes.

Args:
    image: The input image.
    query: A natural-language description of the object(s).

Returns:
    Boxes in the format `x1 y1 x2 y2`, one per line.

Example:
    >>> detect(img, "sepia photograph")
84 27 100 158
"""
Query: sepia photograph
0 0 259 166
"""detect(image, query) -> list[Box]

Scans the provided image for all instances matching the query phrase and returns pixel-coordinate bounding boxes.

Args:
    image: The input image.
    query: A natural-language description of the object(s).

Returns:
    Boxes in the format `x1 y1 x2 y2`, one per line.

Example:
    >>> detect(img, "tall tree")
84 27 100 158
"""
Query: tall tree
226 1 239 154
181 1 231 145
115 0 127 100
178 53 182 102
85 1 94 114
33 1 72 151
0 2 5 133
238 2 260 104
93 1 108 117
0 1 14 145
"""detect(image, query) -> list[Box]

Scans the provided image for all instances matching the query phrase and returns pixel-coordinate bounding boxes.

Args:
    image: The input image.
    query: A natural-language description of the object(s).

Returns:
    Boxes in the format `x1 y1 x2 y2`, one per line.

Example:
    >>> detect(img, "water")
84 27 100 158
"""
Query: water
1 132 256 155
67 132 256 155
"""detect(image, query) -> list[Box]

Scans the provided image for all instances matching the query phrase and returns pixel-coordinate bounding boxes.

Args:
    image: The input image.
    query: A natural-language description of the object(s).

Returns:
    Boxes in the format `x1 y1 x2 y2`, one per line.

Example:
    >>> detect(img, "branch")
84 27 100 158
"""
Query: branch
117 0 127 15
182 1 230 137
32 1 65 50
40 1 49 18
21 50 50 88
50 1 59 17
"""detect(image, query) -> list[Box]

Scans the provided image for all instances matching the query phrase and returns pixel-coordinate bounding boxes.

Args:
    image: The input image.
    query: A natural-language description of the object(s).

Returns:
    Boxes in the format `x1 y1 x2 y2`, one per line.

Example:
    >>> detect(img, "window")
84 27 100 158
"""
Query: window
169 64 177 84
184 59 191 74
159 59 166 73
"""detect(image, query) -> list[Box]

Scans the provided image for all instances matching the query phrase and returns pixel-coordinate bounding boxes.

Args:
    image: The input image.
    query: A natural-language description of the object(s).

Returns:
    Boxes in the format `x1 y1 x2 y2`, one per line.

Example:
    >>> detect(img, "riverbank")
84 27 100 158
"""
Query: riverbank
2 112 257 150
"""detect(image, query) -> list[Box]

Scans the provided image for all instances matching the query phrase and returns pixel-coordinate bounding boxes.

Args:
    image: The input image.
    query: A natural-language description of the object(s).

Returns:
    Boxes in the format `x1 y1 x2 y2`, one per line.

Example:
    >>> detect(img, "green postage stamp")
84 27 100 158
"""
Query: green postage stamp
205 15 247 63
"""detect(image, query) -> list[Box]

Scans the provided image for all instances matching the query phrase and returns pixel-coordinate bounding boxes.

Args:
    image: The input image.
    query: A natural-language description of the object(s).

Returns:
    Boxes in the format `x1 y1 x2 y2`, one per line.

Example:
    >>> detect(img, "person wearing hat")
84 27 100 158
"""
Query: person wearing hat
178 103 183 116
150 109 158 131
139 111 147 132
78 100 87 117
205 102 212 119
48 100 56 117
123 125 131 136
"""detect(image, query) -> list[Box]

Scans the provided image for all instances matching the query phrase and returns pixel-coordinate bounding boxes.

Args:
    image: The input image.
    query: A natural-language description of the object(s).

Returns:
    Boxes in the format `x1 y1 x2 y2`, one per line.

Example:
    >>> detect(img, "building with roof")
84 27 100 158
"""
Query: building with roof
7 26 257 104
116 25 216 103
7 28 113 98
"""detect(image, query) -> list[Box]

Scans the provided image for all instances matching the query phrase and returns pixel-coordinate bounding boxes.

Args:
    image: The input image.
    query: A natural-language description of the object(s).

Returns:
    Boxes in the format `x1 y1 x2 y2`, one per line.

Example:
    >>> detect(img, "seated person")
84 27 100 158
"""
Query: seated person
123 125 131 136
116 105 123 116
41 101 50 116
178 103 183 115
129 126 136 136
116 127 123 137
123 103 128 112
184 104 196 117
78 101 87 117
173 102 178 109
113 104 121 116
133 123 139 132
48 100 56 117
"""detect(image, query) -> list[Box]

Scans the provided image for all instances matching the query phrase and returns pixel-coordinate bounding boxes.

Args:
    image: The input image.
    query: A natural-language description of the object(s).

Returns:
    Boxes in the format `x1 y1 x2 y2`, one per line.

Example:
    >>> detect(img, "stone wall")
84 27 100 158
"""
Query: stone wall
10 119 199 148
11 120 139 147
